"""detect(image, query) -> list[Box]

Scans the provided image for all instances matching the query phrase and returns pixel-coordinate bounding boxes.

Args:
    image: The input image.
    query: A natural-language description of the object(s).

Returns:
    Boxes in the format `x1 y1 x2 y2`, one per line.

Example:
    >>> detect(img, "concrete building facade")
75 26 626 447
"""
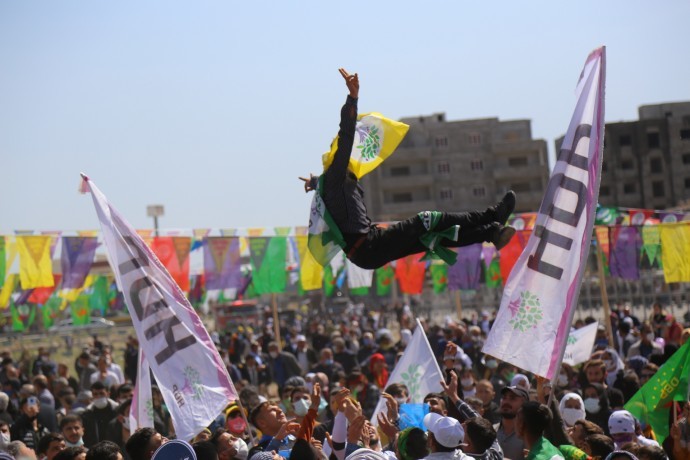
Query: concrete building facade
556 101 690 210
361 113 550 222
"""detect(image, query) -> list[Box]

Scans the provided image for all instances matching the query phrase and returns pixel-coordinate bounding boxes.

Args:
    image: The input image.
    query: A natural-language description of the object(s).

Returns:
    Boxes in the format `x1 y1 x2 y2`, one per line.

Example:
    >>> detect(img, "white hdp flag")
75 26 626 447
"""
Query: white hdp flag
82 175 238 441
371 318 443 423
562 322 598 366
346 259 373 289
482 47 606 378
130 350 155 432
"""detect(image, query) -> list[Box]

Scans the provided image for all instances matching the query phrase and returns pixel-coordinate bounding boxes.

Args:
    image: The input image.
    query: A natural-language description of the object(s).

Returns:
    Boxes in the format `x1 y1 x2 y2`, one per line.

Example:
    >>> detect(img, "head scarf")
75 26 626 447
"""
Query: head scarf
369 354 389 389
559 393 586 427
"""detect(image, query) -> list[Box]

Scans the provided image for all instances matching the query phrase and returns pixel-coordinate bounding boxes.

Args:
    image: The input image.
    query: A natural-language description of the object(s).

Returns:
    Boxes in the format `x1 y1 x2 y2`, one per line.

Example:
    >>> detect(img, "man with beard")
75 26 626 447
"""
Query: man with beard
494 386 529 460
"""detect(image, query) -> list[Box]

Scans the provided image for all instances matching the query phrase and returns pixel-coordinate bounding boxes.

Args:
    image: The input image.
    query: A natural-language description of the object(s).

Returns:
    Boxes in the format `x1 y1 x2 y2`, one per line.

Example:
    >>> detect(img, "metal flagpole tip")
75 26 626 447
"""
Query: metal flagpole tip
78 173 90 194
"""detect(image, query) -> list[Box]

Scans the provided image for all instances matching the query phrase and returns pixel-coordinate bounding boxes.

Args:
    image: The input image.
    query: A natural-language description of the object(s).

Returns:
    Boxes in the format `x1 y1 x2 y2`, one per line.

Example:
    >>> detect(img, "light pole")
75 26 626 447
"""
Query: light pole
146 205 165 237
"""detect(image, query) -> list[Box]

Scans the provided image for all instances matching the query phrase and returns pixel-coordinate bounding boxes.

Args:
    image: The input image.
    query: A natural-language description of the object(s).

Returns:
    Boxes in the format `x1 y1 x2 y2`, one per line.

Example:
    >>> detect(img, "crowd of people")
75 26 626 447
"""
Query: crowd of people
0 300 689 460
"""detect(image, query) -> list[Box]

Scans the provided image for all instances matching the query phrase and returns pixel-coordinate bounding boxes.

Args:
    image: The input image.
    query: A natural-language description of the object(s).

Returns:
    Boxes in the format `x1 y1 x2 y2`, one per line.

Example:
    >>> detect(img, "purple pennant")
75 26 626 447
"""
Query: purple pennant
609 227 641 280
204 237 242 290
659 212 685 223
61 237 99 289
448 243 483 290
482 245 496 266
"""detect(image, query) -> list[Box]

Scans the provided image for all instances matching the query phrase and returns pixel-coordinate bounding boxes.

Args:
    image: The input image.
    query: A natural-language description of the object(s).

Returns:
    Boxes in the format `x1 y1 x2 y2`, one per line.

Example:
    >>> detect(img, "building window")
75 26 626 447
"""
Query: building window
685 178 690 189
467 133 482 145
472 186 486 197
684 154 690 165
440 188 453 201
435 137 448 148
392 192 413 203
470 159 483 171
621 159 634 170
650 158 663 174
648 132 660 149
623 183 636 194
600 186 610 196
508 157 528 167
681 129 690 140
390 166 410 177
619 135 631 146
652 181 665 197
437 162 451 175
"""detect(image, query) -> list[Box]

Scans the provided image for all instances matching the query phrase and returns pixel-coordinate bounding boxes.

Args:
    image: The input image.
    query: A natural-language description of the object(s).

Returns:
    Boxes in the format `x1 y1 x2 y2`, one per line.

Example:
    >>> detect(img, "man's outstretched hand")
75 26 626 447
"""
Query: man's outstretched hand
339 68 359 99
299 174 317 193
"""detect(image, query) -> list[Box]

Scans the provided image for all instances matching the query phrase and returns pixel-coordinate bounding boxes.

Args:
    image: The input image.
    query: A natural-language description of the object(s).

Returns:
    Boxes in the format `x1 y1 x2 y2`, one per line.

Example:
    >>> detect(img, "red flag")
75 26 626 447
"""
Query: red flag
28 274 61 304
395 254 427 294
150 237 191 292
499 230 532 285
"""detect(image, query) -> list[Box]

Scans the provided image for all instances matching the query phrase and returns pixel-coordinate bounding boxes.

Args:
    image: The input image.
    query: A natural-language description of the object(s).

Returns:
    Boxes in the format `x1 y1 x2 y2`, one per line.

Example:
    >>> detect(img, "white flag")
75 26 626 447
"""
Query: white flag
482 47 606 378
562 322 598 366
82 175 237 441
130 350 155 432
371 318 443 422
346 260 373 289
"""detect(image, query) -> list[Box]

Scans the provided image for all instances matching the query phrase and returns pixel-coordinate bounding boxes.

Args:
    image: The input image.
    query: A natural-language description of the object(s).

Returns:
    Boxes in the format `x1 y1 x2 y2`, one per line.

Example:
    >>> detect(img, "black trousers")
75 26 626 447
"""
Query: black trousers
344 209 497 270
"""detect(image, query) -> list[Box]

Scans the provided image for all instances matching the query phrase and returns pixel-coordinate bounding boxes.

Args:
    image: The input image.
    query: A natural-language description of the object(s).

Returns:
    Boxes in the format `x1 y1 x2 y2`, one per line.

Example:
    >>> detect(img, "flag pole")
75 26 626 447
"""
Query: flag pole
272 293 281 346
595 232 615 348
454 290 462 321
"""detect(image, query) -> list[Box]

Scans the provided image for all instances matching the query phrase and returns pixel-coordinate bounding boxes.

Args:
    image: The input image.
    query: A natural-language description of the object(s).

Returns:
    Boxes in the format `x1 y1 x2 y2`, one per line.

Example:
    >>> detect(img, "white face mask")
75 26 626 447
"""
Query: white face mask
463 388 477 398
293 398 310 417
65 438 84 448
584 397 600 414
0 431 10 449
93 397 109 409
561 407 586 426
269 351 279 359
461 378 474 388
234 438 249 460
557 374 568 387
395 397 407 406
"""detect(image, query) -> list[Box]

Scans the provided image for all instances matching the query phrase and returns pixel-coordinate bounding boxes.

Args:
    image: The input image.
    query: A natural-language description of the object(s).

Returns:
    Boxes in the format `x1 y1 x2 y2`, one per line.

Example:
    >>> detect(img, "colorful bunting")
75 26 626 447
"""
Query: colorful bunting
16 235 54 289
71 294 91 326
204 237 242 290
375 264 395 296
249 237 287 294
150 237 191 292
449 244 482 291
61 236 99 289
660 223 690 283
430 263 448 294
609 227 642 280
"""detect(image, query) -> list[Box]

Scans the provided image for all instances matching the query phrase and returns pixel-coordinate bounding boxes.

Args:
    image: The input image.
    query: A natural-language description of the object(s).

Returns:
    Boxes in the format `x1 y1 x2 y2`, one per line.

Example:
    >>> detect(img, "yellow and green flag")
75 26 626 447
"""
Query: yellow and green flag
660 223 690 283
16 235 54 289
71 294 91 326
322 112 409 179
625 339 690 443
10 301 36 332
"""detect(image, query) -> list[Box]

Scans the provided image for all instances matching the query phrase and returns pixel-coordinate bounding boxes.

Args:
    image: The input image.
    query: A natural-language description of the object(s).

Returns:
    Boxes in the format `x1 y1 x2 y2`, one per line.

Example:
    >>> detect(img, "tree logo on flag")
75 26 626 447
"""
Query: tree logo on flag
182 366 204 401
400 363 425 401
508 290 544 332
567 334 577 345
354 117 383 162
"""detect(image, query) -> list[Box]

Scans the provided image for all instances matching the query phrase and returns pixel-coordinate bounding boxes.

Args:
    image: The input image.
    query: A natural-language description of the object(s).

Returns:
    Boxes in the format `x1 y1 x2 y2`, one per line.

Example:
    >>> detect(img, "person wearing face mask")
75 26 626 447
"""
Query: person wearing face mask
628 324 663 360
475 380 500 424
210 428 249 460
81 381 119 448
105 398 132 453
288 388 327 443
582 383 611 435
383 383 410 409
59 415 85 449
0 420 11 452
357 332 377 367
346 371 380 420
558 393 586 428
310 349 344 384
11 397 50 451
265 342 302 389
459 370 477 399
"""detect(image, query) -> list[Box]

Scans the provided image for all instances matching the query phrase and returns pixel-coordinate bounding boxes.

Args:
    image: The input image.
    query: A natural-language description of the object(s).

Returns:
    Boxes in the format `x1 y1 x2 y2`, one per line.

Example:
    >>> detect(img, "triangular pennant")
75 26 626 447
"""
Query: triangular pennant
207 238 232 274
172 237 191 268
23 236 50 265
249 238 270 272
247 228 265 237
220 229 237 237
274 227 292 237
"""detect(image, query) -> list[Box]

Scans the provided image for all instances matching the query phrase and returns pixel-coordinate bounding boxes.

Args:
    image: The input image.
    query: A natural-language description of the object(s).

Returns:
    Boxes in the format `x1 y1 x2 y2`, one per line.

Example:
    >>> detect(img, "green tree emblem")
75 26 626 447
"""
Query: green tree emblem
356 125 381 161
400 363 425 401
145 398 155 422
567 334 577 345
183 366 204 400
508 290 544 332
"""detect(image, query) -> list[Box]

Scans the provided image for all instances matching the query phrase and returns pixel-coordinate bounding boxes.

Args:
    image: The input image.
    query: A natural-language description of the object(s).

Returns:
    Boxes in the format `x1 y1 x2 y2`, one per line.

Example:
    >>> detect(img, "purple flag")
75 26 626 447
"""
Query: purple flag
660 212 685 223
609 227 641 280
482 245 497 266
448 244 482 290
61 237 99 289
204 237 242 290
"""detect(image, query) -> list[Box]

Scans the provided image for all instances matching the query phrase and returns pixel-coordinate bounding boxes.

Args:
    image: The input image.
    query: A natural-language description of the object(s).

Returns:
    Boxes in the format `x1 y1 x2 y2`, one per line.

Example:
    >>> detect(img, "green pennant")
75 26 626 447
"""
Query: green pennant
89 276 109 315
375 265 395 296
42 296 61 329
484 258 502 288
323 265 336 297
625 340 690 443
0 237 5 288
349 286 369 296
71 294 91 326
430 264 448 294
250 237 288 294
595 205 620 225
641 226 662 268
10 301 24 332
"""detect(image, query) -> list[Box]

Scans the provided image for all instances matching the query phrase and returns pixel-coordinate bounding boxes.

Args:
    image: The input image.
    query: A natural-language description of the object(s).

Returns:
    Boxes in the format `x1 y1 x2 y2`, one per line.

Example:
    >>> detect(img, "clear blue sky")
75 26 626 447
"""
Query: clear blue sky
2 1 689 234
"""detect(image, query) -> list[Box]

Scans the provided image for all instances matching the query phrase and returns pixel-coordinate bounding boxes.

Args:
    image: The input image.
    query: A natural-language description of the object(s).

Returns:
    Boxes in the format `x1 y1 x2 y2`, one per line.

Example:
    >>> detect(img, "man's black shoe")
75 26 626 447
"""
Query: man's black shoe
494 190 516 226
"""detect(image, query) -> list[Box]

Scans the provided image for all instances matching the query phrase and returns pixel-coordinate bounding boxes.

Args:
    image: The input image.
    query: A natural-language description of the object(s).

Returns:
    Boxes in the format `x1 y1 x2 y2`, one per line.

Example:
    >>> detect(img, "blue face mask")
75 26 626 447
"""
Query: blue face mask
325 359 334 366
318 396 328 414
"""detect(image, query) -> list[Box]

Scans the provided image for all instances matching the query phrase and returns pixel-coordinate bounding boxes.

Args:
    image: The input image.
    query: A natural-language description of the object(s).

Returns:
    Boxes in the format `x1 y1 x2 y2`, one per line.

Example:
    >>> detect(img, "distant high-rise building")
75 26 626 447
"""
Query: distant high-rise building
556 101 690 210
361 113 550 222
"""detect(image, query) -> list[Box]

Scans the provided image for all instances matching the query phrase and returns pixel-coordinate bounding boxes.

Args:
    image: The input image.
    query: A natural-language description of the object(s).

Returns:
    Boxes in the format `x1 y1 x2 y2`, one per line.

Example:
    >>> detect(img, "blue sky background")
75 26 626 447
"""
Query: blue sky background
1 1 689 234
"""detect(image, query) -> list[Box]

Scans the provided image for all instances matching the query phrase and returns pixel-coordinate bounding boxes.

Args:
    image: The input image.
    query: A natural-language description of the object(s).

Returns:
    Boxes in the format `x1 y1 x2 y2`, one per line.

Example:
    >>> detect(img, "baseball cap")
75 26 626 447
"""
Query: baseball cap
423 412 464 448
608 410 636 434
296 334 307 342
500 385 530 401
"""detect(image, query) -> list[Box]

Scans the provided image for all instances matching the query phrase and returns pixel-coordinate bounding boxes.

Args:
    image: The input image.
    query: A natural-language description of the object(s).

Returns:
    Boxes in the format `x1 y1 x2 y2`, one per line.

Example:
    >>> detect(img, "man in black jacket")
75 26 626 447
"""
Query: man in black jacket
301 68 516 270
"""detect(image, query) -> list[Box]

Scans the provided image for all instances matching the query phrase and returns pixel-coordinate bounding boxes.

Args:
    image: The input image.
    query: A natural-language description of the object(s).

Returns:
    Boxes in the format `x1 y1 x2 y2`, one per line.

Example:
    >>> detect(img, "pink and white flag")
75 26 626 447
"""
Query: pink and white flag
482 47 606 378
130 350 155 432
82 175 237 441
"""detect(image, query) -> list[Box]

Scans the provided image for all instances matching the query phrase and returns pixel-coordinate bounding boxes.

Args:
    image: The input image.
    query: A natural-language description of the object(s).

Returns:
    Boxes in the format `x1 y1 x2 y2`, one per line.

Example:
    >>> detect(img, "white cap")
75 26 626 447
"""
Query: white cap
511 373 531 391
608 410 636 434
423 412 464 448
296 334 307 342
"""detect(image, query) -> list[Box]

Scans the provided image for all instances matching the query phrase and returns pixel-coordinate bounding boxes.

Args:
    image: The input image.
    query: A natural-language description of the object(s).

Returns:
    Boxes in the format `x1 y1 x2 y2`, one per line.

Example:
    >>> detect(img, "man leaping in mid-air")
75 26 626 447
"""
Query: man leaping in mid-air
300 68 517 270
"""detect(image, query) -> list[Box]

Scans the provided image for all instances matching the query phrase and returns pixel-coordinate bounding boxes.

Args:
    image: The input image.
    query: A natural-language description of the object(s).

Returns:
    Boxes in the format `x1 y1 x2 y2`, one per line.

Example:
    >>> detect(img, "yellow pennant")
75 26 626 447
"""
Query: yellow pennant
660 223 690 283
0 274 18 309
296 235 323 291
16 235 54 289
